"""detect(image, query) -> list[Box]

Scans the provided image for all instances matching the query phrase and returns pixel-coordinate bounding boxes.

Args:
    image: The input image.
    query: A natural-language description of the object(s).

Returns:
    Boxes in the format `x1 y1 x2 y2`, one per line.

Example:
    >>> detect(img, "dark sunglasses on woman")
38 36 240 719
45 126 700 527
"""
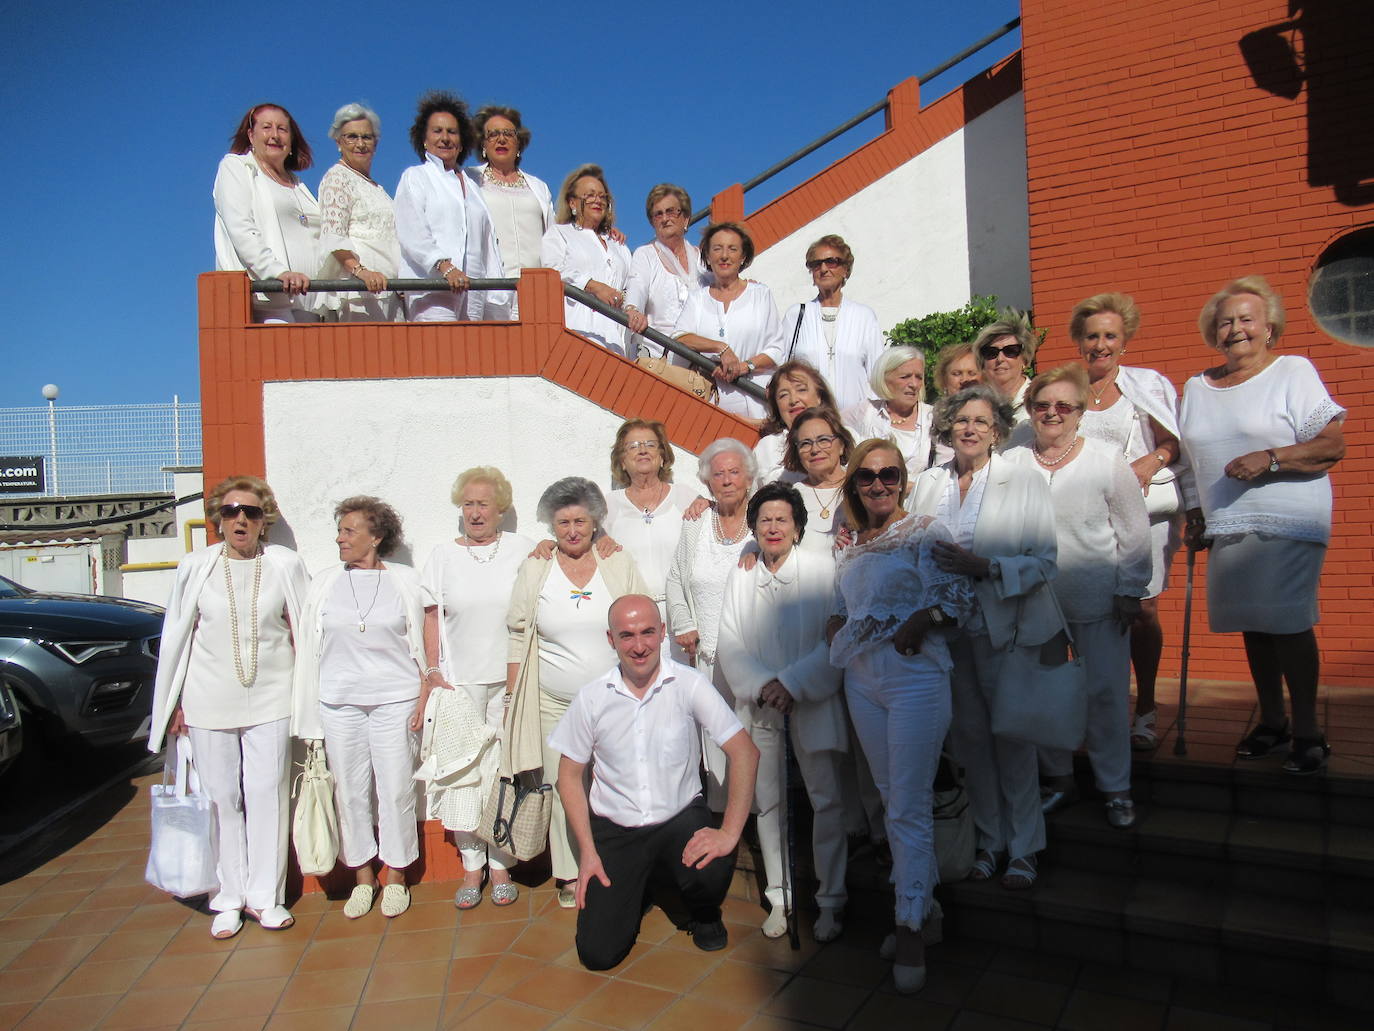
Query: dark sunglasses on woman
979 342 1024 361
219 503 265 521
852 466 903 487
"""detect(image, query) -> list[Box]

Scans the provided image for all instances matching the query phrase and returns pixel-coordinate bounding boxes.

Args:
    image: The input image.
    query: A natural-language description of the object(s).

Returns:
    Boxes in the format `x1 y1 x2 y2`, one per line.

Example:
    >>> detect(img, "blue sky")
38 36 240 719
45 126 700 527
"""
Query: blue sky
2 0 1019 409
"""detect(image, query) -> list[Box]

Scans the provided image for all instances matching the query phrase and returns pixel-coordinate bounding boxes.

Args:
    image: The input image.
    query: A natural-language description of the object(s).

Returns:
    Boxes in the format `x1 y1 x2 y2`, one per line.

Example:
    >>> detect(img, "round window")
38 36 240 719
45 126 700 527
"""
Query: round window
1309 228 1374 347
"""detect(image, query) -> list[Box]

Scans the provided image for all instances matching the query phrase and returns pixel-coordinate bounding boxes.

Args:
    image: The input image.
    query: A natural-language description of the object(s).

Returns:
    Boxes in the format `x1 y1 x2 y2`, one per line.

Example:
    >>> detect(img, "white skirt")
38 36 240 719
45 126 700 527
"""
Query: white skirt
1207 532 1324 634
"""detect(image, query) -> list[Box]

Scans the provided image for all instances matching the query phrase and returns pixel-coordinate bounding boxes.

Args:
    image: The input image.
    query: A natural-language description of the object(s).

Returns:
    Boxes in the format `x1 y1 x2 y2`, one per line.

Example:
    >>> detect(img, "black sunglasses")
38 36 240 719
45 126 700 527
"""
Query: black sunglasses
979 342 1024 361
852 466 902 488
219 503 265 521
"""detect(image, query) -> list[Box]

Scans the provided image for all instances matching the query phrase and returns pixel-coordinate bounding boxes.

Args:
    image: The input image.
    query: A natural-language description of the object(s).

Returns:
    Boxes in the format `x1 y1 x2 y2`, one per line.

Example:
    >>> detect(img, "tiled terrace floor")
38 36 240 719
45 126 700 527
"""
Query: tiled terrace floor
1 676 1371 1031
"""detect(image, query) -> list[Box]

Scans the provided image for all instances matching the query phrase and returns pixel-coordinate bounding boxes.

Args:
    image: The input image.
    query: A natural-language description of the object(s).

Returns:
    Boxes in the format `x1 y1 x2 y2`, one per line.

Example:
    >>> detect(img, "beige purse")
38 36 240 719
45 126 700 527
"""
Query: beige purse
636 353 716 401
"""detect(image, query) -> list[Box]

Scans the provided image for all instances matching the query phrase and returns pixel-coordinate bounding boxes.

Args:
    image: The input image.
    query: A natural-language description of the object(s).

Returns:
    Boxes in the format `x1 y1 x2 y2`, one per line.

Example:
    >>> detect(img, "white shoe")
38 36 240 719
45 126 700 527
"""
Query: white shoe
813 907 843 943
247 905 294 930
380 883 411 918
893 963 927 994
761 907 788 939
343 884 375 919
210 910 242 940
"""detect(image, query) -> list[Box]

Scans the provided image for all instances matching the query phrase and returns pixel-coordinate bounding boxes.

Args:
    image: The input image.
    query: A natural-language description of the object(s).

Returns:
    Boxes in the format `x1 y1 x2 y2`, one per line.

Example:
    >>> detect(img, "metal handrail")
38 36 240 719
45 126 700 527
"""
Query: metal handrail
686 17 1022 226
250 277 766 402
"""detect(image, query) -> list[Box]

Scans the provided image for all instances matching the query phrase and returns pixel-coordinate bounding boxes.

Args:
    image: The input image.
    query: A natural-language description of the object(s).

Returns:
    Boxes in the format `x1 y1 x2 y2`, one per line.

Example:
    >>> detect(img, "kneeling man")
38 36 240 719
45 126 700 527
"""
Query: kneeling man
550 594 760 970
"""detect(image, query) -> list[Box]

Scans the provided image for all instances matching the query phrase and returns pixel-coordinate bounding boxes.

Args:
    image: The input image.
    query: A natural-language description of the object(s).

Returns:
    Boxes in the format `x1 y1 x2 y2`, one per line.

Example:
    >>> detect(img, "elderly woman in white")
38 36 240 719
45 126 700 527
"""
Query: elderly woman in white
972 312 1038 428
466 107 554 273
316 102 404 322
846 345 939 477
213 103 322 324
625 184 710 360
666 438 756 807
1005 367 1151 827
909 385 1058 891
506 478 649 908
779 235 885 412
420 467 534 908
718 482 848 943
394 90 507 322
542 164 647 355
295 497 427 920
149 476 310 939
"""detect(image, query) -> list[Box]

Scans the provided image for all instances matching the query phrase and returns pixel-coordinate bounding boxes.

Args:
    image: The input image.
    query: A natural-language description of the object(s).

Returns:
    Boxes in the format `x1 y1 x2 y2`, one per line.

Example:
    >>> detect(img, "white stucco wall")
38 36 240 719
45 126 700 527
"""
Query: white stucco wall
263 378 697 575
747 93 1031 338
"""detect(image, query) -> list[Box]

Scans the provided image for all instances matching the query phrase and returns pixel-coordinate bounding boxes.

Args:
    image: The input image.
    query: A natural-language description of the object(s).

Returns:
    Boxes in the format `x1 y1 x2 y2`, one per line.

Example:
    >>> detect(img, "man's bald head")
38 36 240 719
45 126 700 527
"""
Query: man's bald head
607 594 665 687
608 594 661 631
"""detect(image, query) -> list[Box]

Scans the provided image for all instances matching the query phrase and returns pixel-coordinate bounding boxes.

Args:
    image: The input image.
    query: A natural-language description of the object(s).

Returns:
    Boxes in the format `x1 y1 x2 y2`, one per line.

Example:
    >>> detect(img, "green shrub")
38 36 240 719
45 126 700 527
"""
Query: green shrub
886 296 1046 400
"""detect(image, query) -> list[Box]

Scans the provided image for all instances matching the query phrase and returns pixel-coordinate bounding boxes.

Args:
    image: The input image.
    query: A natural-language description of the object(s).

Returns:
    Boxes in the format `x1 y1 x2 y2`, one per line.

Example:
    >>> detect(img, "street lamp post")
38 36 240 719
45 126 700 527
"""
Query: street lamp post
42 383 59 497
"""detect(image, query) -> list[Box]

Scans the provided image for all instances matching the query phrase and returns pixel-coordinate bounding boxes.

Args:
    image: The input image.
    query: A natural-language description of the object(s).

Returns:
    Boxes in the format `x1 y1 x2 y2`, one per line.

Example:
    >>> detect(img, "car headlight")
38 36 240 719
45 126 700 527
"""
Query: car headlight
40 640 133 664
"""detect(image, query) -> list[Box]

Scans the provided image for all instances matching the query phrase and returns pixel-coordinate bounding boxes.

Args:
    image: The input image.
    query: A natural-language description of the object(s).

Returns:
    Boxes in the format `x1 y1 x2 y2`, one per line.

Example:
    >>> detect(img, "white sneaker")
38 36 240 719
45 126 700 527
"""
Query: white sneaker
380 883 411 918
761 907 788 939
343 884 375 919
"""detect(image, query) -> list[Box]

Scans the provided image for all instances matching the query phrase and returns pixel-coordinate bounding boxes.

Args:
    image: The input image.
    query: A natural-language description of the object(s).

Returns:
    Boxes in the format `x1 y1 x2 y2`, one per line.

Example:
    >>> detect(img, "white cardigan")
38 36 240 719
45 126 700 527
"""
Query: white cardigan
779 299 885 411
908 454 1060 649
291 562 427 739
148 543 310 752
717 548 846 755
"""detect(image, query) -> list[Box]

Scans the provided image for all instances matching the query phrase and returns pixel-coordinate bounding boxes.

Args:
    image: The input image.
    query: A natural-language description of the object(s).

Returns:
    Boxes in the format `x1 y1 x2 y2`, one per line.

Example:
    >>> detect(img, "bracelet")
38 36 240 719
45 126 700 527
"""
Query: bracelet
423 666 442 678
1154 451 1168 465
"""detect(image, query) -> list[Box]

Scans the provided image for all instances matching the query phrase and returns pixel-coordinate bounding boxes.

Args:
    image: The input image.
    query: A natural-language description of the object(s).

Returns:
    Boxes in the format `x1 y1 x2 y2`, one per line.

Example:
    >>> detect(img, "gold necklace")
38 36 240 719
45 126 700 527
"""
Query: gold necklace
808 482 844 519
1089 375 1116 407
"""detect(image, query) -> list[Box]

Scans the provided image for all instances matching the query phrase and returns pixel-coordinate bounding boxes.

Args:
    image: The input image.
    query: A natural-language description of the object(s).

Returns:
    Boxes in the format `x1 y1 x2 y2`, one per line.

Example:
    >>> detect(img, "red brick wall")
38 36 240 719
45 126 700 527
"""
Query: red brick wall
1021 0 1374 683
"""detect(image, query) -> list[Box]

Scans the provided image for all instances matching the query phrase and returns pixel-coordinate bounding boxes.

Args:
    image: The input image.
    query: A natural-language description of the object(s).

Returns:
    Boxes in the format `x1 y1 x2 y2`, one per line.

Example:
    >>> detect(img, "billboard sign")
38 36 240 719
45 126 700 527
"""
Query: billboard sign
0 457 46 493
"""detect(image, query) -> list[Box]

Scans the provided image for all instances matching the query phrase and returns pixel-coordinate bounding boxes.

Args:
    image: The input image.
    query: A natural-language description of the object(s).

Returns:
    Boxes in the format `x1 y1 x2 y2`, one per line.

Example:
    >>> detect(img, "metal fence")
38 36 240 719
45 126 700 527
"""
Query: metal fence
0 399 201 497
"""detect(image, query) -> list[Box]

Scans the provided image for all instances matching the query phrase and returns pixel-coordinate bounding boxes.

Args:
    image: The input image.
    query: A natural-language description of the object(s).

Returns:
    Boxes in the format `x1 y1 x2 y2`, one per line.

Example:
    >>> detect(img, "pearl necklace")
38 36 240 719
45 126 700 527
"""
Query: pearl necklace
1034 436 1082 467
482 166 527 189
463 532 502 564
347 566 382 632
711 507 748 545
222 548 262 687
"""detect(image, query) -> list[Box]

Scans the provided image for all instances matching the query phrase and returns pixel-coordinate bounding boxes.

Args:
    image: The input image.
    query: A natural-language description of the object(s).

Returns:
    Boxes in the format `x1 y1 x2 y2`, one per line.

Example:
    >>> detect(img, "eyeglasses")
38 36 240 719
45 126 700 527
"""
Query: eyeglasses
484 128 517 141
796 434 839 452
805 256 845 271
1029 400 1083 416
624 439 660 451
651 207 684 221
979 342 1024 361
575 192 609 204
852 466 902 487
951 416 995 432
341 133 375 144
219 503 265 521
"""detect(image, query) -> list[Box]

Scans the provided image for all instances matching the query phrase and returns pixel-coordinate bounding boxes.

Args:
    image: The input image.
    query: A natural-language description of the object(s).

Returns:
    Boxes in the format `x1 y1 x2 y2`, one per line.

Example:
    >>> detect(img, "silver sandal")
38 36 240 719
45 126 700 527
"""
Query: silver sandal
491 881 520 906
453 886 483 910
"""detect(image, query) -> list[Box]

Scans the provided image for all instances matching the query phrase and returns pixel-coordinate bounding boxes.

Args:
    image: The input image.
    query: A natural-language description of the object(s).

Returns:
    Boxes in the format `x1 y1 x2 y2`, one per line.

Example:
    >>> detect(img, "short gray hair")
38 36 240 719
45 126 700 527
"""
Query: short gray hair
870 345 925 400
328 102 381 141
696 438 757 485
932 384 1015 448
536 476 607 527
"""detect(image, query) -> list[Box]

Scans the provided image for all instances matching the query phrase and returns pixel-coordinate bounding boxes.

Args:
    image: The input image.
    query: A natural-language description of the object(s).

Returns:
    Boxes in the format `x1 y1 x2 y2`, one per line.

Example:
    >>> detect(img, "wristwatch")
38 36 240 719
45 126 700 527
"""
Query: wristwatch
926 607 947 626
1266 449 1280 473
744 359 757 373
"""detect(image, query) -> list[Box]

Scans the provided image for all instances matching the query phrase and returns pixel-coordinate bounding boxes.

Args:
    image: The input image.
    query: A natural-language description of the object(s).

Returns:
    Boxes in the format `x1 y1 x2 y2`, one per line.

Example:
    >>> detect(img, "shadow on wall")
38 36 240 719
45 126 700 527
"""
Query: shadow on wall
1241 0 1374 206
962 91 1032 310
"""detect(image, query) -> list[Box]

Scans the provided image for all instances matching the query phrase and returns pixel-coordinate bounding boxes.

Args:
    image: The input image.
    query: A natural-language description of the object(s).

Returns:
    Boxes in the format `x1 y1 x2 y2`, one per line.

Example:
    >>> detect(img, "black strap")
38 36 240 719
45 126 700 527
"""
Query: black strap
785 304 806 362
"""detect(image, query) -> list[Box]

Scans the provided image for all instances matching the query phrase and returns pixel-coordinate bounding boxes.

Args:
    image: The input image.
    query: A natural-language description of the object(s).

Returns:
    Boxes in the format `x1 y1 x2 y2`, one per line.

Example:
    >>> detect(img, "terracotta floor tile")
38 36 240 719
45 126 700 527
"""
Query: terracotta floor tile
1058 989 1166 1031
0 940 28 968
444 954 498 995
5 889 92 919
884 960 981 1008
445 996 557 1031
0 914 63 942
4 934 104 972
375 926 455 965
235 913 321 947
0 1001 33 1029
760 974 869 1029
13 992 120 1030
545 1019 612 1031
56 851 131 875
1074 961 1173 1003
797 942 890 989
50 956 153 998
360 958 449 1003
296 936 381 973
504 963 607 1010
181 1017 269 1031
98 985 204 1028
116 902 194 934
618 946 722 993
187 976 287 1020
0 966 67 1004
273 968 366 1012
738 1016 819 1031
570 979 678 1030
263 1005 356 1030
398 900 463 931
452 921 523 958
1163 1007 1270 1031
75 885 164 913
964 971 1070 1026
406 881 457 906
722 931 819 972
846 991 958 1031
352 995 443 1031
510 918 579 962
132 951 229 990
214 943 308 982
475 953 547 996
692 960 788 1011
644 996 753 1031
84 929 179 963
309 910 390 941
625 907 679 946
161 924 233 956
458 894 533 926
437 990 485 1028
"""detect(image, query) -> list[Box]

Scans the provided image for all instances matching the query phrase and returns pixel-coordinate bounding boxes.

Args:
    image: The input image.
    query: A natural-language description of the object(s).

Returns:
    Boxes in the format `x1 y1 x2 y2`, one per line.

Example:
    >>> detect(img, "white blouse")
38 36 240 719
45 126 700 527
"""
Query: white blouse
603 483 702 603
665 511 753 675
542 223 634 355
182 554 295 729
318 569 418 706
844 399 937 477
626 241 710 359
779 299 885 411
537 562 616 702
795 480 846 555
479 174 548 275
421 532 534 685
673 281 785 421
1179 354 1344 543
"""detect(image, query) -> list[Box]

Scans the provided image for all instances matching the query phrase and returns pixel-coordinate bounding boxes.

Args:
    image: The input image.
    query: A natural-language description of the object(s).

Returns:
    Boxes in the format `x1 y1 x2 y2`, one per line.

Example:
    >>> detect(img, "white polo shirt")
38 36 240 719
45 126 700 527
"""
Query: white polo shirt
548 659 743 828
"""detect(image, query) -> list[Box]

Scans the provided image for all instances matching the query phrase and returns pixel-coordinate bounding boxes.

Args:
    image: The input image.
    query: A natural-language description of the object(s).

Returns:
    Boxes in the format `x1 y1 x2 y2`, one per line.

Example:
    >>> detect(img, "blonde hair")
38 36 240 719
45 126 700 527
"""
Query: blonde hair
1198 275 1286 348
1026 364 1091 408
610 419 674 488
450 466 513 513
205 474 280 537
1069 292 1140 342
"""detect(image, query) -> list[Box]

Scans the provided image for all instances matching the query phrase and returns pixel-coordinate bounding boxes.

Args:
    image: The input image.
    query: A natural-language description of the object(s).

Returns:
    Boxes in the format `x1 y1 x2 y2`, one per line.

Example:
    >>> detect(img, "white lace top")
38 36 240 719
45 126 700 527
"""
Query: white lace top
664 512 752 672
831 512 976 670
317 163 401 279
1179 355 1345 543
1080 394 1135 456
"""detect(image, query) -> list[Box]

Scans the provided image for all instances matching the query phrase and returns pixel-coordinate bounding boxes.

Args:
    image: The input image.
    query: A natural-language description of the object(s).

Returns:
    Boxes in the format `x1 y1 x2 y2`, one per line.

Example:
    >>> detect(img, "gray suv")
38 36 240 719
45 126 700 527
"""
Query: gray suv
0 574 163 762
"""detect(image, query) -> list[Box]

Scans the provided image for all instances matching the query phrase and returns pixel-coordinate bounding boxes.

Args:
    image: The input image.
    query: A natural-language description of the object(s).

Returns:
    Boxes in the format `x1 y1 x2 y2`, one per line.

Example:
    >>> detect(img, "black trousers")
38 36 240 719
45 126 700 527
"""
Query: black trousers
575 798 736 971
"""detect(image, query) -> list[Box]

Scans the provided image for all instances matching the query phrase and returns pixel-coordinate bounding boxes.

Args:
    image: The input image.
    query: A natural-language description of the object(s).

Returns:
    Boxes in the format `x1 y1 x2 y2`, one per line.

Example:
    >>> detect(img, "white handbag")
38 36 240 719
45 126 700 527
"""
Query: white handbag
292 740 340 877
145 735 219 898
991 585 1089 752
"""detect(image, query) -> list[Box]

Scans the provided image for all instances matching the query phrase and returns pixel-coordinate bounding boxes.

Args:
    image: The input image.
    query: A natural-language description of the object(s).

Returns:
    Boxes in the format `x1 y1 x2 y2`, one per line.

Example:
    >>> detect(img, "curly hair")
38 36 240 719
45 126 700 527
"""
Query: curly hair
408 90 475 163
610 419 674 488
746 482 807 542
805 234 854 279
206 475 281 536
450 466 514 513
537 477 608 528
698 222 755 272
931 385 1016 448
229 103 312 172
334 496 404 558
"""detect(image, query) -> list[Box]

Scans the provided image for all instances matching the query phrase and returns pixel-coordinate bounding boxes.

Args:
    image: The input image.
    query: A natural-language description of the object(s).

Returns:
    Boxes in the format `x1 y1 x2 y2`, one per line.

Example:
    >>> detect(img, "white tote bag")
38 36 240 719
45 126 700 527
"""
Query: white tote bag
145 735 219 898
292 740 340 877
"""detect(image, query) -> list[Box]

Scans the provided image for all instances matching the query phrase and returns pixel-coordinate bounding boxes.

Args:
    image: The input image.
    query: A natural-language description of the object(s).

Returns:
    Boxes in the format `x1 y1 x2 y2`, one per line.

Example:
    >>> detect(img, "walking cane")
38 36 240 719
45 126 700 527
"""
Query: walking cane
781 712 801 950
1174 546 1197 757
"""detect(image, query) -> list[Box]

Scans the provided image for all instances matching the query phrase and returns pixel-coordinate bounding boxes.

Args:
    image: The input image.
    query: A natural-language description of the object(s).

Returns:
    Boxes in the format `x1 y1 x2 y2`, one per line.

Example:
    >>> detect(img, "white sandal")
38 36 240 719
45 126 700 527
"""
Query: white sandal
343 884 375 919
210 910 242 940
1130 710 1158 751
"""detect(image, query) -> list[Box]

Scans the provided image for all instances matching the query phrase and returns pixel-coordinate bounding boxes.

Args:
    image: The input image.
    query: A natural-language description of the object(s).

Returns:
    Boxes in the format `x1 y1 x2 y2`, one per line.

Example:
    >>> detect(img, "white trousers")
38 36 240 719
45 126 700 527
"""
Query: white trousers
453 681 515 872
949 634 1046 860
188 718 290 913
319 700 420 870
541 691 580 881
742 702 848 911
257 309 323 325
845 647 950 931
1038 618 1133 793
839 700 888 842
